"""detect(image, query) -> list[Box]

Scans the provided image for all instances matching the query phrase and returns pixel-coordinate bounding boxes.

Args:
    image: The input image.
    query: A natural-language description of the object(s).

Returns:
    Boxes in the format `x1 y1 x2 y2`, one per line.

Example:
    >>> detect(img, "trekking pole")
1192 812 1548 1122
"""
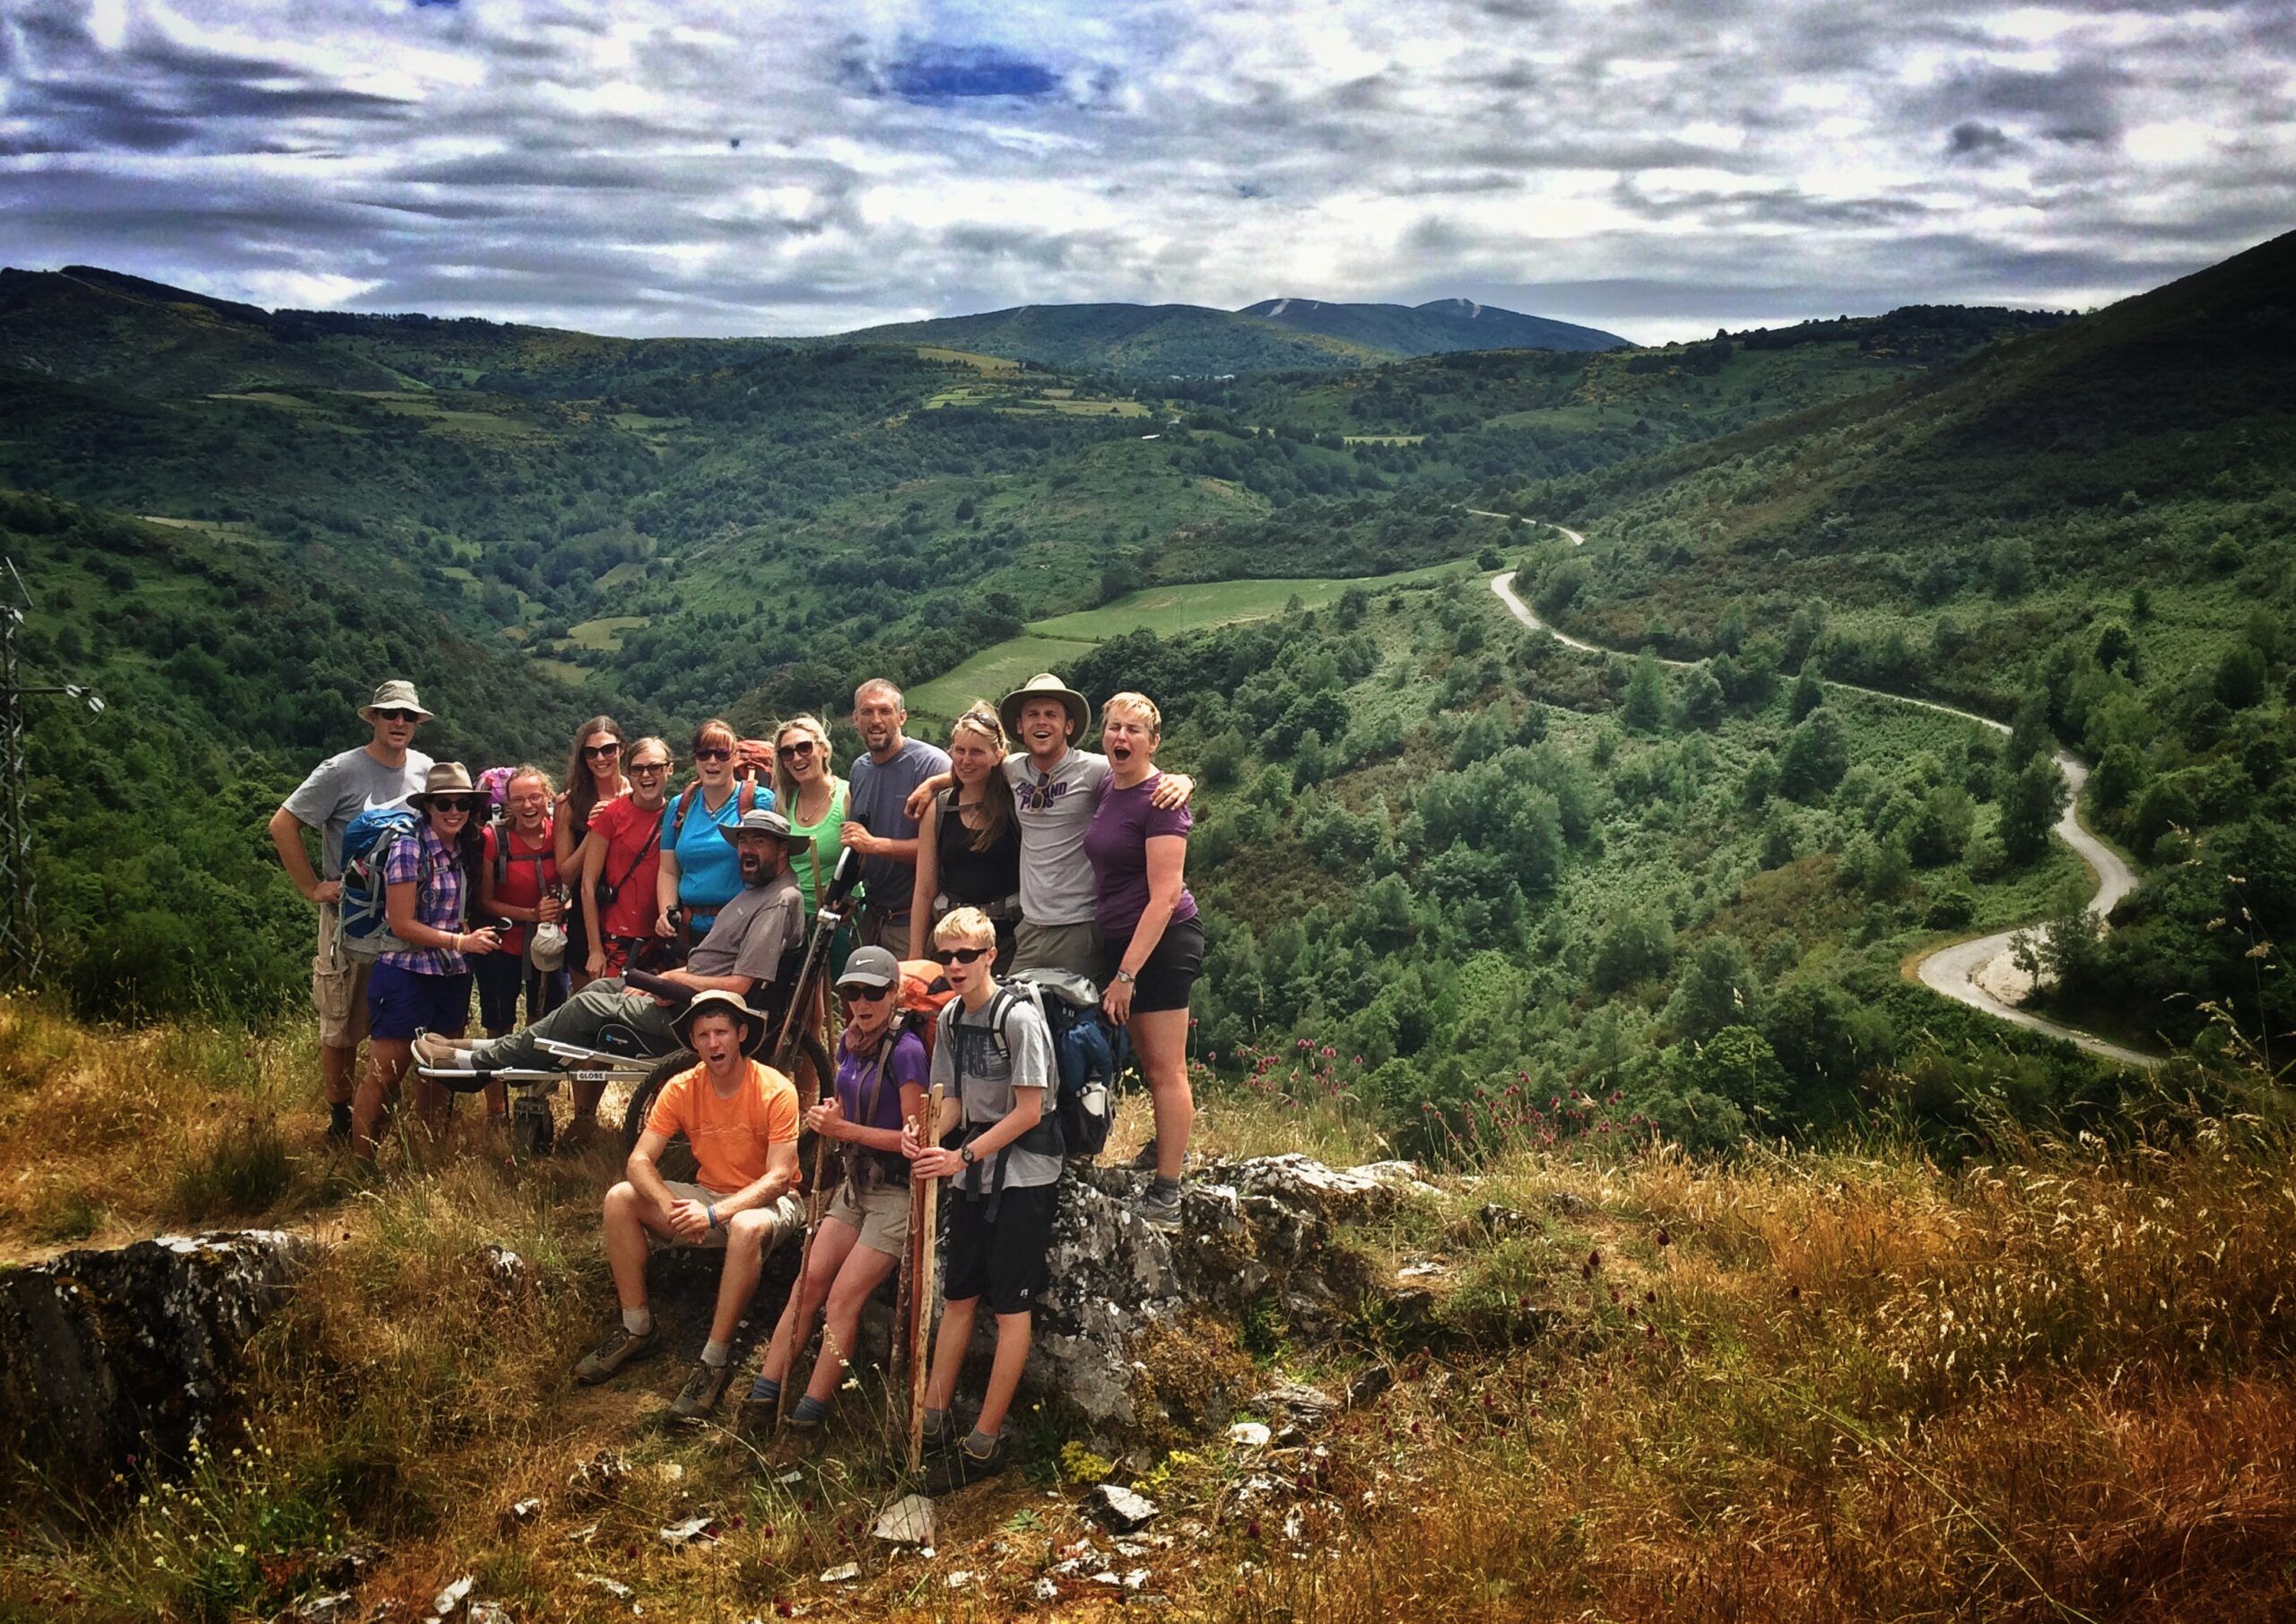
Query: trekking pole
907 1081 946 1476
775 1129 834 1432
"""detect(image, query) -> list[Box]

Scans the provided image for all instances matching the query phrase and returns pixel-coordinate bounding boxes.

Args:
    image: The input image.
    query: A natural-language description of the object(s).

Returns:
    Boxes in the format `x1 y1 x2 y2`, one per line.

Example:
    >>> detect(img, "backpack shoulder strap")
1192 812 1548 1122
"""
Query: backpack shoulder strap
668 784 701 847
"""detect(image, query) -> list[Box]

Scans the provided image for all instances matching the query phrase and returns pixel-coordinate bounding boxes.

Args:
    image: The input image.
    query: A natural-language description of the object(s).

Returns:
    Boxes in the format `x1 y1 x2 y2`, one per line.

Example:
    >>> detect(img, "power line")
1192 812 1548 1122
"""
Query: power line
0 559 104 990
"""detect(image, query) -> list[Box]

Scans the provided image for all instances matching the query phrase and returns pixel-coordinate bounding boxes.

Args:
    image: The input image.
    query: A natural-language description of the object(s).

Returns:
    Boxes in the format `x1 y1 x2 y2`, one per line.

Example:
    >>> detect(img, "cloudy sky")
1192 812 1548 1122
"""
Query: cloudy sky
4 0 2291 343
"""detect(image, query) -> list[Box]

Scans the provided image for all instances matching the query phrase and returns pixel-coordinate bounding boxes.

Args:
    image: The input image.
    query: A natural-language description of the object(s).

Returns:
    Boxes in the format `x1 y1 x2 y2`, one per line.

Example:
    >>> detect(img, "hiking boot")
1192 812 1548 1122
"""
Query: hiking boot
1126 1142 1188 1174
764 1415 826 1468
734 1391 779 1438
921 1430 1009 1496
1135 1181 1184 1231
670 1359 735 1420
574 1322 661 1385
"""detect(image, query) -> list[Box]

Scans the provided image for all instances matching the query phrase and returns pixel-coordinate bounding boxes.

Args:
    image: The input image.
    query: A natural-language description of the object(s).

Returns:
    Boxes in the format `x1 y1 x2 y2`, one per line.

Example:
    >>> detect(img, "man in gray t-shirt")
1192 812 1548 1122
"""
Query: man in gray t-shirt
266 680 436 1136
841 679 950 951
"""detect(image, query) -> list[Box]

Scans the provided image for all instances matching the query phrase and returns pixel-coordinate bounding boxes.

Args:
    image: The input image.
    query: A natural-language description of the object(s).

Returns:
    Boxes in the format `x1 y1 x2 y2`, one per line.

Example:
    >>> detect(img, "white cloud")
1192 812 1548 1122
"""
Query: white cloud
0 0 2288 344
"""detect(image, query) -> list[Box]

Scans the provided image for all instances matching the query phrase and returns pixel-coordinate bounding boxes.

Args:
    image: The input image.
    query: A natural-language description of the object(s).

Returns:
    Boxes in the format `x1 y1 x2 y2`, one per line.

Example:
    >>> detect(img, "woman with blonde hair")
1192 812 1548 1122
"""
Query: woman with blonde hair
1083 691 1203 1231
908 701 1022 969
771 713 848 916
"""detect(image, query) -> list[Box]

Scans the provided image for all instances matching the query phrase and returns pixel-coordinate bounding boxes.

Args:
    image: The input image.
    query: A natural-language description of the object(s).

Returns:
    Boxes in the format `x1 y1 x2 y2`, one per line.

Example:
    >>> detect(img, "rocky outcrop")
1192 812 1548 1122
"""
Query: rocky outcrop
1019 1154 1440 1422
0 1229 314 1493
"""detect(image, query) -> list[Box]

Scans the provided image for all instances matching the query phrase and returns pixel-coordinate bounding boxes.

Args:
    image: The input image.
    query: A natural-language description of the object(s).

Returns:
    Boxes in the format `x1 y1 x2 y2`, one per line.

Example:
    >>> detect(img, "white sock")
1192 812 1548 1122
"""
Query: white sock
622 1306 653 1336
701 1339 731 1368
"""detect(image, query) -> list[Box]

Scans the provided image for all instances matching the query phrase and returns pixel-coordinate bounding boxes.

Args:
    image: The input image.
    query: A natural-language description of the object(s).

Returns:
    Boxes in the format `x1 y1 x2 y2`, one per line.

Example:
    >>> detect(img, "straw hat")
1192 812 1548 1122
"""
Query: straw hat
998 673 1091 742
673 988 767 1051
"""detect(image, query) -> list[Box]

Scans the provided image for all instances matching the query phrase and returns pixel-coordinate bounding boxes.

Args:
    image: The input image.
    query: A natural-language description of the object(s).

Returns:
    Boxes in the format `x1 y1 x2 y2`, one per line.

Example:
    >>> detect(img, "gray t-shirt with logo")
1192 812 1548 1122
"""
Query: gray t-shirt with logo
283 745 435 877
934 990 1061 1191
1003 749 1112 927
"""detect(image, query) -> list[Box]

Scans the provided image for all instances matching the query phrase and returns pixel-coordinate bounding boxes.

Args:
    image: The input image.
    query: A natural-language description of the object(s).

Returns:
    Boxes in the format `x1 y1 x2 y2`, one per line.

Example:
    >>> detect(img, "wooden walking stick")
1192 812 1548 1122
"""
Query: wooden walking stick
906 1081 946 1475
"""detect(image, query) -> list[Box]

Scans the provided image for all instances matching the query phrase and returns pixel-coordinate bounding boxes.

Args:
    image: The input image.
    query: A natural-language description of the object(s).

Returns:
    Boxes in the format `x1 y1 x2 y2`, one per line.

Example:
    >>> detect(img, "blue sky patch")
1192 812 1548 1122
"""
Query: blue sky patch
883 46 1058 102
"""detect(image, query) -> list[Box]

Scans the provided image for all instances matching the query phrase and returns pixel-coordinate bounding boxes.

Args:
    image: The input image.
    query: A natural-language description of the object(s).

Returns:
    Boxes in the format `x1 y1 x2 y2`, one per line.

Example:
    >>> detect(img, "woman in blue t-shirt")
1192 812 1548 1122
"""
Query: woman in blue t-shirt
653 716 771 945
739 947 927 1458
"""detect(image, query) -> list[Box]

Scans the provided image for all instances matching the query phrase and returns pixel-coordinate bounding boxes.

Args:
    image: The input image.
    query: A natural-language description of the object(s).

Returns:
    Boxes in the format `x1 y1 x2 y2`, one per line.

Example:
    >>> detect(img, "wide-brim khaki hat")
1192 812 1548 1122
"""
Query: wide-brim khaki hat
720 805 794 844
999 673 1091 743
359 678 435 723
408 760 478 809
674 988 767 1052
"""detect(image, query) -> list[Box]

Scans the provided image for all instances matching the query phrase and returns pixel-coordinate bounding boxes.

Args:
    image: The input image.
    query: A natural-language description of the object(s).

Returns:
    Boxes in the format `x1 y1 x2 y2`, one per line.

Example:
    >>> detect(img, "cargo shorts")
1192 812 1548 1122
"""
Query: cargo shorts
312 904 372 1051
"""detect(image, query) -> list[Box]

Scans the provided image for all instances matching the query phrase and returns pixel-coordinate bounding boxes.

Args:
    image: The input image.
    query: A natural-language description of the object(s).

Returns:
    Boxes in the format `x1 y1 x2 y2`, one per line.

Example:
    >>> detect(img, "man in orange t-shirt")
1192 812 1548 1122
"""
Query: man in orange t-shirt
574 990 804 1420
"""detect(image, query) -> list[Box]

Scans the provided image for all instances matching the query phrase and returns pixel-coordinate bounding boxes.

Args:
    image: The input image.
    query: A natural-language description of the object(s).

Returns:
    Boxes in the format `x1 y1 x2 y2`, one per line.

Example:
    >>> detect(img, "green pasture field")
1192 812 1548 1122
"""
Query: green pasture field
909 634 1101 720
564 614 648 650
1029 557 1475 643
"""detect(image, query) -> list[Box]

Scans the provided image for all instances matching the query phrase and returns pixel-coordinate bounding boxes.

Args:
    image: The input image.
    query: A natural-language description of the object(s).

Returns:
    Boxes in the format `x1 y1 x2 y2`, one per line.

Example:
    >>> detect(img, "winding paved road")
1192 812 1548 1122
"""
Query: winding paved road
1480 516 2160 1069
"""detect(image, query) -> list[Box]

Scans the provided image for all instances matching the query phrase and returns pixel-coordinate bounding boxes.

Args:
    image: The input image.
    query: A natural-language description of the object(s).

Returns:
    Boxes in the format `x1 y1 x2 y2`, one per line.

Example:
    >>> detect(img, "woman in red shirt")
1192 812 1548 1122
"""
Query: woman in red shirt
475 763 568 1126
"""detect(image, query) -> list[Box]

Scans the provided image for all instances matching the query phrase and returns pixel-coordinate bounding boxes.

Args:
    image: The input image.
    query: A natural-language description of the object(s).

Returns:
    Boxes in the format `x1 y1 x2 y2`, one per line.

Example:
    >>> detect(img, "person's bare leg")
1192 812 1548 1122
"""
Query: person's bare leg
483 1029 510 1118
353 1040 412 1158
321 1042 357 1108
571 1077 606 1124
411 1071 451 1143
603 1181 665 1313
923 1296 979 1412
974 1311 1032 1437
761 1220 857 1385
1130 1008 1195 1178
711 1206 787 1346
804 1244 900 1403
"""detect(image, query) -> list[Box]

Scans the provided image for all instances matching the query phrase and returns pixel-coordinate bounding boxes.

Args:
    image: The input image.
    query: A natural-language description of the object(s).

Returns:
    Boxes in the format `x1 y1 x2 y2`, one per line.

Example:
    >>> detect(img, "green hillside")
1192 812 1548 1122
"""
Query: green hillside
1239 295 1628 354
831 301 1394 373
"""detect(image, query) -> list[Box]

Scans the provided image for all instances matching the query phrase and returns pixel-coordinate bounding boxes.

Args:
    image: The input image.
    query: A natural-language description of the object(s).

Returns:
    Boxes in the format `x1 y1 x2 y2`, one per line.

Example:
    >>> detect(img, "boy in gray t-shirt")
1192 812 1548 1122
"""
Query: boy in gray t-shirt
904 907 1059 1493
266 680 435 1140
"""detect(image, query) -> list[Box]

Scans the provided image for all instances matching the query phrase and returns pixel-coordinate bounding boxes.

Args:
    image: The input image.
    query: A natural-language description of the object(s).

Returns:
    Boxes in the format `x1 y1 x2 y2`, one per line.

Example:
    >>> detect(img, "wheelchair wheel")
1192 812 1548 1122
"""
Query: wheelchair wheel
622 1050 702 1185
782 1028 832 1109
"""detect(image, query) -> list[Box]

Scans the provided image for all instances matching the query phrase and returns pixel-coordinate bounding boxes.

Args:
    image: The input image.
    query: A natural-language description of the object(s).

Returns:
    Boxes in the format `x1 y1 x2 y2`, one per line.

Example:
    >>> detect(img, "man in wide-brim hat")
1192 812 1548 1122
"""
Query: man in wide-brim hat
268 677 437 1142
415 803 807 1075
904 671 1191 981
576 986 804 1420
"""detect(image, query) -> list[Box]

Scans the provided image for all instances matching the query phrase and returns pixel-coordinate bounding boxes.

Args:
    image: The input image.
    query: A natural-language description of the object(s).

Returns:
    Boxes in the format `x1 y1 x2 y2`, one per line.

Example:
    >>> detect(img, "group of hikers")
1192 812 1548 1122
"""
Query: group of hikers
269 674 1204 1492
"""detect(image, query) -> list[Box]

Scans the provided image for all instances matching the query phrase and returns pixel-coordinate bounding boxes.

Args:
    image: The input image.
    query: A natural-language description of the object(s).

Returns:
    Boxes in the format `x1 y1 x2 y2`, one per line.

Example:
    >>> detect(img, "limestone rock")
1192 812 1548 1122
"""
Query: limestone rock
0 1229 313 1492
1090 1483 1161 1532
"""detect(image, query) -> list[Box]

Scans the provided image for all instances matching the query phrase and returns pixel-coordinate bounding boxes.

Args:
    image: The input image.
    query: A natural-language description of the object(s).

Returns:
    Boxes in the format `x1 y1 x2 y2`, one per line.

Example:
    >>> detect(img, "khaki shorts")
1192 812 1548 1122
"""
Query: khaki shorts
659 1185 804 1253
827 1174 912 1257
1013 917 1103 980
312 905 372 1051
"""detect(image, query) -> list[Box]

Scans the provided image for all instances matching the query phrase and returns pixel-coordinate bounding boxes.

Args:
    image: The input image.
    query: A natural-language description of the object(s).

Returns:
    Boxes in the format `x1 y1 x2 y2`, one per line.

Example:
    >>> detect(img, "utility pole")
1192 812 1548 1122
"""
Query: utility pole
0 560 103 989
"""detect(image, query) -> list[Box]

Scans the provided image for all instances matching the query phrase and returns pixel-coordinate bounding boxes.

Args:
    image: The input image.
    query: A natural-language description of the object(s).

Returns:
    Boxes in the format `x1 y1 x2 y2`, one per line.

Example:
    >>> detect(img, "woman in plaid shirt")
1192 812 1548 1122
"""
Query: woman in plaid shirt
352 762 503 1158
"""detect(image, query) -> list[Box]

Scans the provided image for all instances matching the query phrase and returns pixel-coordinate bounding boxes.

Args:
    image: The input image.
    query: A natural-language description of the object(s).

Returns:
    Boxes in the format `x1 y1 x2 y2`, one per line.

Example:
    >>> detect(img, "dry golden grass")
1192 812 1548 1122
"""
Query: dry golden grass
3 1001 2292 1621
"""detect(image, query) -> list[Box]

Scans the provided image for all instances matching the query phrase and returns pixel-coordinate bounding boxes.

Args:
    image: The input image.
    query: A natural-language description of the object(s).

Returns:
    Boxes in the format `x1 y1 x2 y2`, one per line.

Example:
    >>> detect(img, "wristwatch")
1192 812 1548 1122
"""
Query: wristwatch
958 1144 977 1166
1114 969 1137 986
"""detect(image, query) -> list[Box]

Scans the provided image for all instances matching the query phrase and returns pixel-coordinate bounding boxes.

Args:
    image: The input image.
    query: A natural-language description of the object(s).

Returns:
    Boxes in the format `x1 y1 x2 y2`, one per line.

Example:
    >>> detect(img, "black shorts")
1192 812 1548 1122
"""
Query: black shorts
941 1183 1057 1317
473 951 569 1032
1102 916 1205 1014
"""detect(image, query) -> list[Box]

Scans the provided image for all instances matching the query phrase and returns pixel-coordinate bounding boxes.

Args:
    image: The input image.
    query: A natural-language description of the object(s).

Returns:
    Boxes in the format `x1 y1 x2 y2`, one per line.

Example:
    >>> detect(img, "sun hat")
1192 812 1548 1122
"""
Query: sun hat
528 918 569 972
836 945 901 994
673 988 766 1050
359 678 435 723
409 760 478 809
720 805 794 844
998 673 1091 743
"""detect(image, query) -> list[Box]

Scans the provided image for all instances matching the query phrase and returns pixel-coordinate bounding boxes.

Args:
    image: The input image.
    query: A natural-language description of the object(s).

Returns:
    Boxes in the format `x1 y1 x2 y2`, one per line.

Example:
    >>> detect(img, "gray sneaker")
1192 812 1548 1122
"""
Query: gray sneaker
574 1322 661 1385
671 1359 735 1420
1135 1182 1184 1231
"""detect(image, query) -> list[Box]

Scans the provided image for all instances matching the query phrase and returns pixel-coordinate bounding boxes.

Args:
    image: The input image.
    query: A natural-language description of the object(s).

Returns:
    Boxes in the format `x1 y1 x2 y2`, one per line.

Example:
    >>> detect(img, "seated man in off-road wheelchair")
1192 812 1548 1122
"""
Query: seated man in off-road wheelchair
415 808 842 1155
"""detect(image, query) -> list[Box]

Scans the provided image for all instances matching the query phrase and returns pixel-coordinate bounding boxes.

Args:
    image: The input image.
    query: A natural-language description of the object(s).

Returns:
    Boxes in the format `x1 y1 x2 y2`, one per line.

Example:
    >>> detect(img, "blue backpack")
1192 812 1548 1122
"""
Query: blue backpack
337 805 427 960
987 968 1126 1161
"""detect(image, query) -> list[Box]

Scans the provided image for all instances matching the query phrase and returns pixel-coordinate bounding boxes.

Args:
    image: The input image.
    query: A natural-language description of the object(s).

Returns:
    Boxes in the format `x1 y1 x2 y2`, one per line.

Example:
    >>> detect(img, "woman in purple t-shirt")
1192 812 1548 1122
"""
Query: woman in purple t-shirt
741 945 927 1457
1082 691 1205 1230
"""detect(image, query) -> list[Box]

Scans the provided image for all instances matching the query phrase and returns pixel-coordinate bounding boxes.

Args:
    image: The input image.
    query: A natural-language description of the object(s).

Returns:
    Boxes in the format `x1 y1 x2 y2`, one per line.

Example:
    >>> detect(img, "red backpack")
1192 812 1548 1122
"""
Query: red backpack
896 960 960 1062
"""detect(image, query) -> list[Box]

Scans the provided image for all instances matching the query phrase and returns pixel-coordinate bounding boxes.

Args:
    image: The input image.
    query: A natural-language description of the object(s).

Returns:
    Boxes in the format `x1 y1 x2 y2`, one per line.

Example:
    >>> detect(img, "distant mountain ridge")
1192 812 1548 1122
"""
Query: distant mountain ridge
836 296 1630 374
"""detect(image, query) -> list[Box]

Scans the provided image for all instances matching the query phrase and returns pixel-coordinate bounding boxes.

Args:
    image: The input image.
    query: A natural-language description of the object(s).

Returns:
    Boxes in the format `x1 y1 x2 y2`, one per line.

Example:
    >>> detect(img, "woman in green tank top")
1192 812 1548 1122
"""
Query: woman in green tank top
772 713 848 911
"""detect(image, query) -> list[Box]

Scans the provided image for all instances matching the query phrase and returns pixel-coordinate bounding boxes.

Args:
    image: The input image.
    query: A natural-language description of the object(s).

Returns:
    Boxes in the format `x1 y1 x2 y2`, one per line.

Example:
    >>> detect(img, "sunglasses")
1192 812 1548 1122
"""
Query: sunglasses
694 746 732 763
581 741 622 759
430 796 479 813
376 708 422 724
629 760 669 773
839 984 891 1004
778 740 817 758
933 945 992 966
